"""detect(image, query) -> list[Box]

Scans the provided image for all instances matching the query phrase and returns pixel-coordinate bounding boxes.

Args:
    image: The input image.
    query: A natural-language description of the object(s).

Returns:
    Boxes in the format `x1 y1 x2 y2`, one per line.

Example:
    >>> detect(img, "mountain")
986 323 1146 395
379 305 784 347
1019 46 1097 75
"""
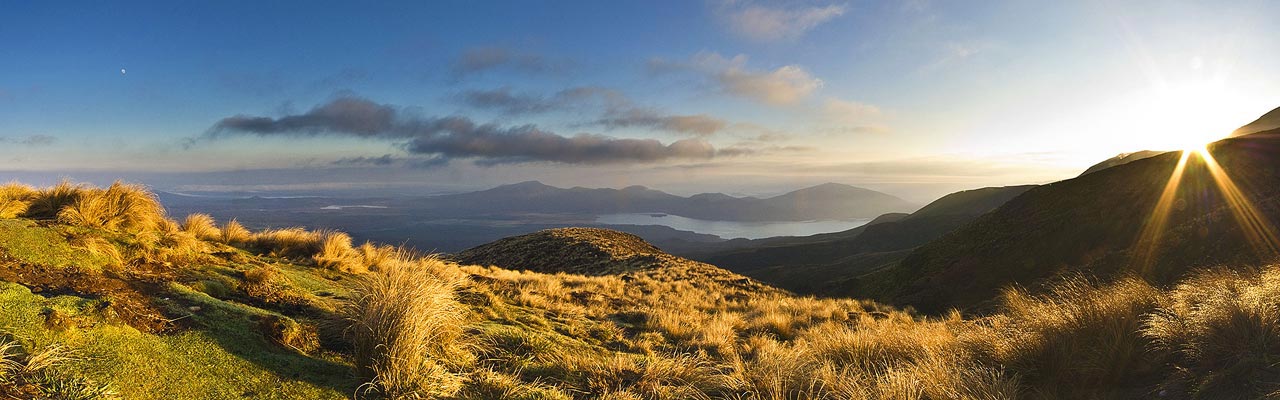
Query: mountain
1078 150 1167 176
419 181 917 222
860 128 1280 313
1232 106 1280 136
688 185 1036 294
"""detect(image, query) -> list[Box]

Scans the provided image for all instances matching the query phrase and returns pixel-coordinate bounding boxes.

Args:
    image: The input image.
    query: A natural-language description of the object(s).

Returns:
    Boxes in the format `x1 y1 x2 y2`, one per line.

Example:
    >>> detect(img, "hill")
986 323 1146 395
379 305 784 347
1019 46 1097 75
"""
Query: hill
860 129 1280 313
689 185 1036 294
1078 150 1168 176
420 181 917 222
1232 105 1280 136
4 181 1280 398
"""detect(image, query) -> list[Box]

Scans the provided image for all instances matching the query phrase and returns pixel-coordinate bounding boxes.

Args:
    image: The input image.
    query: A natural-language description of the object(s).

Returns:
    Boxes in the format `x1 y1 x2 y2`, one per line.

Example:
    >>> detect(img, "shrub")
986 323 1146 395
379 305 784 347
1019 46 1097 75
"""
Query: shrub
180 214 221 241
220 219 252 245
0 182 36 219
344 255 471 398
56 181 165 233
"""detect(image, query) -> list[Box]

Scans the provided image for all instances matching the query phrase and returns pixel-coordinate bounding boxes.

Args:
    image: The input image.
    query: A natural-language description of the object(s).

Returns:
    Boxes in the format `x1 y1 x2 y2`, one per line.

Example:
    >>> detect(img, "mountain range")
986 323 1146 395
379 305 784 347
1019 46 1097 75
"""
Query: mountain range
416 181 917 222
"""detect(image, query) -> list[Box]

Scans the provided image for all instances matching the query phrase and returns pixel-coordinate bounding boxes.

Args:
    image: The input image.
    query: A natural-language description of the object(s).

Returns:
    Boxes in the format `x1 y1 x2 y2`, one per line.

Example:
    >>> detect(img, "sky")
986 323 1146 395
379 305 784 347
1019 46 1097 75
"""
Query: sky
2 1 1279 202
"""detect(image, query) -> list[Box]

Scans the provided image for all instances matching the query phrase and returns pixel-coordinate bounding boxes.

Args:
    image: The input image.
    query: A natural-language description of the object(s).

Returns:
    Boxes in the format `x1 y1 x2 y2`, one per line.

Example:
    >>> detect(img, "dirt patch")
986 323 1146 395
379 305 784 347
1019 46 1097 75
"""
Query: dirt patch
0 254 180 334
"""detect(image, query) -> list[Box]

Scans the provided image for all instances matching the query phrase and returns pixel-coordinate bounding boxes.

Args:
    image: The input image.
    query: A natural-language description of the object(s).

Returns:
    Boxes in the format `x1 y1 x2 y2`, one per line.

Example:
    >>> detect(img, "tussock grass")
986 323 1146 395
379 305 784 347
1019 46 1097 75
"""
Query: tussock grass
1144 267 1280 398
0 182 36 219
313 231 363 273
251 228 324 260
23 180 85 220
219 219 252 245
181 214 221 241
344 255 472 398
0 337 116 399
56 181 166 233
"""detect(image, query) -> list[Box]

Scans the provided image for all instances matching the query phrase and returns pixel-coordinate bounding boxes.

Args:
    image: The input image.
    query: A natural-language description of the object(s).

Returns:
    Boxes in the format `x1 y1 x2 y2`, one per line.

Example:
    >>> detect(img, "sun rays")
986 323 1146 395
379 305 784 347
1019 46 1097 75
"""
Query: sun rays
1134 145 1280 273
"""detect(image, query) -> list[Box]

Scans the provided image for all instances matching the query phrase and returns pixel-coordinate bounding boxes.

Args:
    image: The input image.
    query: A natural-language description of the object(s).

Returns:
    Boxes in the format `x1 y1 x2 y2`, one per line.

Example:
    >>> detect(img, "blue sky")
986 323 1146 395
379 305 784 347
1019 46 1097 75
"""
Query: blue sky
2 1 1278 201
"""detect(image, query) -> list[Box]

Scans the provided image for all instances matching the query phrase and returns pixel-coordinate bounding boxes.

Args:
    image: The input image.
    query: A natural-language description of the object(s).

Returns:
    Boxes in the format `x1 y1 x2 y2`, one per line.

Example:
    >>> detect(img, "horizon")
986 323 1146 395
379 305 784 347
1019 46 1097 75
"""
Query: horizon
4 1 1280 202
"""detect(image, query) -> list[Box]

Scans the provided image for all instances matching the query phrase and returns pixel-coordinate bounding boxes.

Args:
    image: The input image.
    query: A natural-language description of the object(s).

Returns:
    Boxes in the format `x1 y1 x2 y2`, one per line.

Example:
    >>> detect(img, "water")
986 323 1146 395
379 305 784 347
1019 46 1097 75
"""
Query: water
595 213 873 239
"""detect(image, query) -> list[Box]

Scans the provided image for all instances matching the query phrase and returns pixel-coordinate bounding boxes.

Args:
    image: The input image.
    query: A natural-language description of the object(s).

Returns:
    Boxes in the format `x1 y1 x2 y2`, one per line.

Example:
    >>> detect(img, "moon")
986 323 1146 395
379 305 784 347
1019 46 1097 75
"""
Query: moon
120 68 126 75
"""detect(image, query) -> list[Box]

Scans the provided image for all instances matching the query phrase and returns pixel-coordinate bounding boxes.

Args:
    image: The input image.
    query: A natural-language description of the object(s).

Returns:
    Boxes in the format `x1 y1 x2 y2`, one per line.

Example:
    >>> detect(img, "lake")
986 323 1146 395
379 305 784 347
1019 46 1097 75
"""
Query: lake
595 213 873 239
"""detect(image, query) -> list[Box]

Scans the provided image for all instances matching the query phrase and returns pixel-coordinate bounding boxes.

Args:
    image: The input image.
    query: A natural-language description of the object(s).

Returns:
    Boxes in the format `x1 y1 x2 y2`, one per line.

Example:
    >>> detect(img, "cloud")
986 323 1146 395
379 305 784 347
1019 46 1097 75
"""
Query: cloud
330 154 450 169
0 135 56 146
653 52 823 105
203 95 718 164
451 47 562 78
458 86 729 136
455 86 624 115
596 110 727 136
332 154 396 166
720 3 848 41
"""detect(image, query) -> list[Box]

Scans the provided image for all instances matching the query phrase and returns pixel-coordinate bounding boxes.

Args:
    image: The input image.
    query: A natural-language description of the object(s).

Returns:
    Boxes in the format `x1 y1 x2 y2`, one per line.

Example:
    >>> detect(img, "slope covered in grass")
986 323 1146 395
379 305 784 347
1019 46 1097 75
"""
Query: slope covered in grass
863 130 1280 313
2 180 1280 398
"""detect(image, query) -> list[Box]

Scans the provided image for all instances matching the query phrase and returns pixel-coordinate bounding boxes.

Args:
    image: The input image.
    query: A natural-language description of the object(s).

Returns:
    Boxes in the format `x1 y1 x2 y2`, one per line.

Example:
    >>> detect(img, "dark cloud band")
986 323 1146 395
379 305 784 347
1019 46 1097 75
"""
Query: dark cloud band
204 96 717 165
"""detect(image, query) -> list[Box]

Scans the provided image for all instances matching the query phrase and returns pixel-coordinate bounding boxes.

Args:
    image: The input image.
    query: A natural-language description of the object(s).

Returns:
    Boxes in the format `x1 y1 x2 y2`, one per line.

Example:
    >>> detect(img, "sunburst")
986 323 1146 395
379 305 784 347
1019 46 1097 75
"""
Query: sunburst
1133 145 1280 273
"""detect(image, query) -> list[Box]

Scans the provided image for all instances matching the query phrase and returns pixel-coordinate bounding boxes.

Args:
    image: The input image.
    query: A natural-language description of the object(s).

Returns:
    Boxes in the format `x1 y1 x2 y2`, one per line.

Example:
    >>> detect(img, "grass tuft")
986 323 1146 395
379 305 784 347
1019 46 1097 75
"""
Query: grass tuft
181 213 222 242
344 255 472 398
55 181 165 233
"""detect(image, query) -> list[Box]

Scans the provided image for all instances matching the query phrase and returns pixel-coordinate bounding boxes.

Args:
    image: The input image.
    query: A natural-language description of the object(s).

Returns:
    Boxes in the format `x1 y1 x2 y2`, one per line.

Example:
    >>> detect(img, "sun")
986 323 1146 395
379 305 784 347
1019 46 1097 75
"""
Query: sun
1131 81 1244 152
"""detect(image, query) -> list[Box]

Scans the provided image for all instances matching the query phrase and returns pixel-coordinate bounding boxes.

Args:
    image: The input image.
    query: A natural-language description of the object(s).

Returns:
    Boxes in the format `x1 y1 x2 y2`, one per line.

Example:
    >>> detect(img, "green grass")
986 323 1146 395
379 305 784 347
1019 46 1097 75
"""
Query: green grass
0 220 113 271
0 280 356 399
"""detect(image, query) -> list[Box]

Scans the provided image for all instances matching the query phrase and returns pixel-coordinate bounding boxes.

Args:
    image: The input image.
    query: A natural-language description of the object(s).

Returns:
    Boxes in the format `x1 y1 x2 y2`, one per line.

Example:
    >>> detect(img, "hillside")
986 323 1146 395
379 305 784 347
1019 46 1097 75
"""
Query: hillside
691 185 1036 294
861 129 1280 313
3 181 1280 398
420 181 917 222
1078 150 1167 176
1232 105 1280 136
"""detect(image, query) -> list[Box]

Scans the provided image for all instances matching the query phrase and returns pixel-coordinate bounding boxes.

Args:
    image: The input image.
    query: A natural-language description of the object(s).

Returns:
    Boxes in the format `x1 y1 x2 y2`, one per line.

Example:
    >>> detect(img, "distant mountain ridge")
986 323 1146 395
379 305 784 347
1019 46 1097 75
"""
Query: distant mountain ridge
422 181 917 222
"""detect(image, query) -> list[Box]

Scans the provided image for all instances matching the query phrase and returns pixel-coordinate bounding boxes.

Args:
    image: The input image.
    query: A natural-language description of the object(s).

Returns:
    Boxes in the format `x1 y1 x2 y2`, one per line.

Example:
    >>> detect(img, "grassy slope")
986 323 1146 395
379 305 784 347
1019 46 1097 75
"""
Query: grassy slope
692 185 1036 295
866 131 1280 313
3 184 1280 398
0 217 357 399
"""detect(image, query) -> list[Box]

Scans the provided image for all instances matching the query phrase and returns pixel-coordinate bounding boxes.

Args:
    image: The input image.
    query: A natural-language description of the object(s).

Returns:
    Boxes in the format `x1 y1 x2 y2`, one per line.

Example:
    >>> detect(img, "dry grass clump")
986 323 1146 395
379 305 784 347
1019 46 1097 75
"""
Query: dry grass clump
0 182 37 219
180 214 222 241
0 337 115 399
22 180 86 220
220 219 253 245
250 228 324 259
313 231 363 273
984 276 1161 395
1144 267 1280 398
344 255 472 398
56 181 166 233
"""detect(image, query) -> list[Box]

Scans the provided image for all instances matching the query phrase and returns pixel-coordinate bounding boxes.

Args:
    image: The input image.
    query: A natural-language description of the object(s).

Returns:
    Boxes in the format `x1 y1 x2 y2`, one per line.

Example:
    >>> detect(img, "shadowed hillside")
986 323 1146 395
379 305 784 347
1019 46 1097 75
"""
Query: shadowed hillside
690 185 1036 294
1079 150 1167 176
862 130 1280 313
